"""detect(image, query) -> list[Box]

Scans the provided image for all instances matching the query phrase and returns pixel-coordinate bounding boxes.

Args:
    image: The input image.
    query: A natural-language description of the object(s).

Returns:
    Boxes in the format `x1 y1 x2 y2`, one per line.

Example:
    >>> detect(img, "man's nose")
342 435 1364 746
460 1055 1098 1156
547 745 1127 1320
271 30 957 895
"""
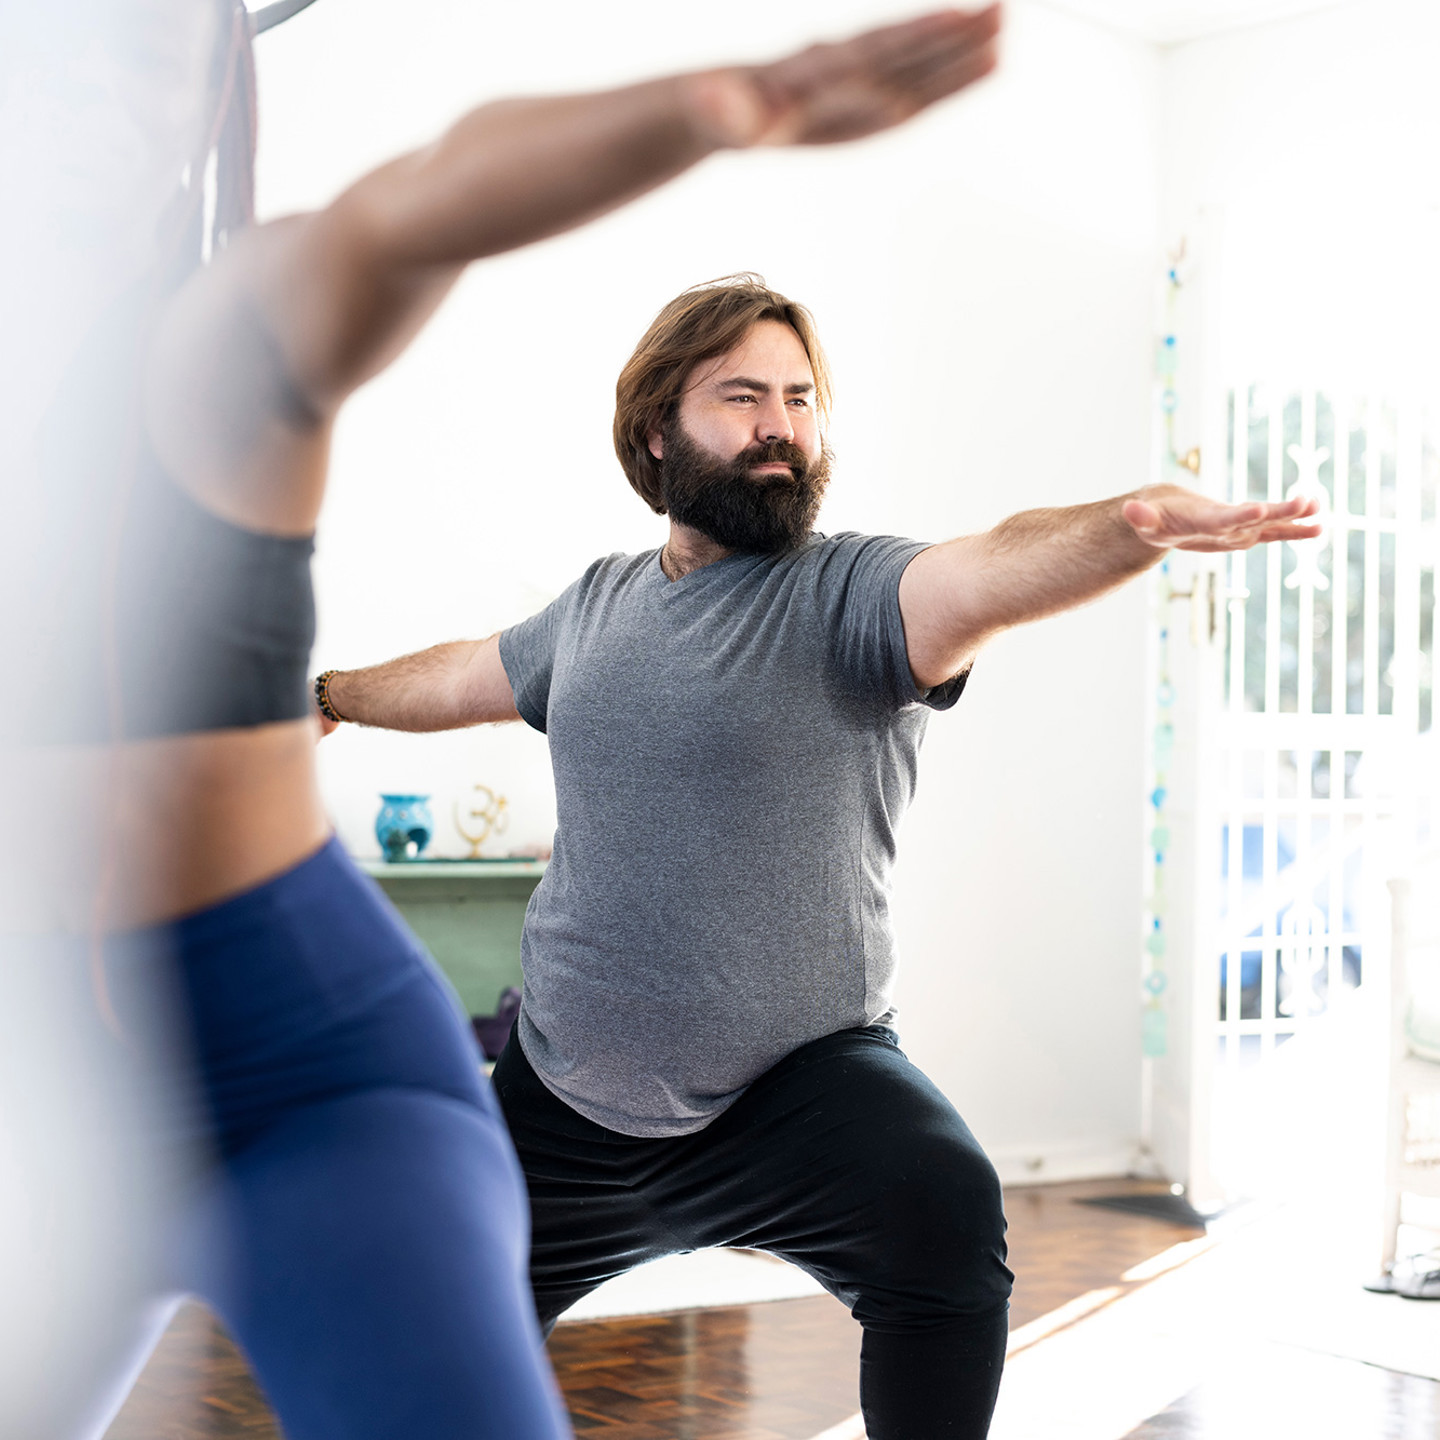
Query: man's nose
757 399 794 444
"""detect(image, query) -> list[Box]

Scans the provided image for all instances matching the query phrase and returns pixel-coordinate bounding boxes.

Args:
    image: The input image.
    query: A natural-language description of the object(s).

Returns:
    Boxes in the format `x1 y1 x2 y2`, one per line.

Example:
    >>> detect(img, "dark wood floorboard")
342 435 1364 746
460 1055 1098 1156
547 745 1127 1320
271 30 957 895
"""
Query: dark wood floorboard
100 1177 1437 1439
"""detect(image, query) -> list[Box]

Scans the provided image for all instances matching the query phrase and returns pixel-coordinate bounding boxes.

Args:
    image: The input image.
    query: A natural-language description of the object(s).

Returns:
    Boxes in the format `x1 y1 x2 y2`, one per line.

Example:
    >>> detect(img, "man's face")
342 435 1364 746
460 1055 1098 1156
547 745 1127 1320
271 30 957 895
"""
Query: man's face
648 319 831 554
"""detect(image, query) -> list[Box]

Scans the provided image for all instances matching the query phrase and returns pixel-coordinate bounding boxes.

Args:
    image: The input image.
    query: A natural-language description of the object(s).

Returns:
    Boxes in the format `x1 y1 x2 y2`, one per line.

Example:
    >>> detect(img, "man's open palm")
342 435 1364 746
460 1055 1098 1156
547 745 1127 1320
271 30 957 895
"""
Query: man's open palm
1123 490 1324 553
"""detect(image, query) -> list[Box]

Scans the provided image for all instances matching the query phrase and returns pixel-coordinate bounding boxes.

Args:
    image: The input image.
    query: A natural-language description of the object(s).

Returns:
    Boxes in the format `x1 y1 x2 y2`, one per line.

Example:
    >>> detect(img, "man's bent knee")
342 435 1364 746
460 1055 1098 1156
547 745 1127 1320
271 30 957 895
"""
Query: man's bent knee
851 1128 1012 1331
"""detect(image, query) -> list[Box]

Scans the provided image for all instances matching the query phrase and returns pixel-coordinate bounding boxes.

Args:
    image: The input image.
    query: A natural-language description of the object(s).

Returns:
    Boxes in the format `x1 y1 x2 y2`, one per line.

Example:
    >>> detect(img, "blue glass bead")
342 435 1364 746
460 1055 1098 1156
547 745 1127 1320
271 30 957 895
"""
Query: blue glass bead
1150 786 1167 808
1144 970 1168 996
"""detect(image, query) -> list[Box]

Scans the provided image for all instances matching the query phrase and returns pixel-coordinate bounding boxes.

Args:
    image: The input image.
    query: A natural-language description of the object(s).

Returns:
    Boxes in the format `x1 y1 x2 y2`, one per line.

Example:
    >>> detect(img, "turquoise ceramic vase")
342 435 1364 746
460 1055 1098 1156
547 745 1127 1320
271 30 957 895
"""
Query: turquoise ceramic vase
375 793 434 862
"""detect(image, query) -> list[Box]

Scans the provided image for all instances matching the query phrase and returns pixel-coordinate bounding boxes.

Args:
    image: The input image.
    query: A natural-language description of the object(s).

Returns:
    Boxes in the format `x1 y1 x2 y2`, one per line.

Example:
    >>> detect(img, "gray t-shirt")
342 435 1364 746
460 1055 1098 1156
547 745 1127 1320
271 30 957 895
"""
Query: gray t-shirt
499 532 964 1137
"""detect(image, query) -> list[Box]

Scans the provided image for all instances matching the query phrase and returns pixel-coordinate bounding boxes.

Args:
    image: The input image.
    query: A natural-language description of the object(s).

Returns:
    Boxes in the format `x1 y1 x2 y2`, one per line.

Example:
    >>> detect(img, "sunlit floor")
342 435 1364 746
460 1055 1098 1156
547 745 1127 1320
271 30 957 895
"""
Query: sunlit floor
100 1178 1440 1440
1126 1346 1439 1440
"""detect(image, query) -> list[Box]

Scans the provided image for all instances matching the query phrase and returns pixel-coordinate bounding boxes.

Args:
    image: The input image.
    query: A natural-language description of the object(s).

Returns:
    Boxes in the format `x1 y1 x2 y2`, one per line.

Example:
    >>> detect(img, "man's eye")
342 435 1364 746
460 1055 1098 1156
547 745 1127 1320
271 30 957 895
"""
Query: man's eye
730 395 756 403
788 398 809 408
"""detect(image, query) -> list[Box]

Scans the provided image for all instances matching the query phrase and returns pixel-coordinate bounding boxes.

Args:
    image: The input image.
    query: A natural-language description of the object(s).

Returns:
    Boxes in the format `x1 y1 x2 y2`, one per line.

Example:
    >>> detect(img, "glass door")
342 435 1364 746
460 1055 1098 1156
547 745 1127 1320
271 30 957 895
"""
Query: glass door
1206 384 1433 1197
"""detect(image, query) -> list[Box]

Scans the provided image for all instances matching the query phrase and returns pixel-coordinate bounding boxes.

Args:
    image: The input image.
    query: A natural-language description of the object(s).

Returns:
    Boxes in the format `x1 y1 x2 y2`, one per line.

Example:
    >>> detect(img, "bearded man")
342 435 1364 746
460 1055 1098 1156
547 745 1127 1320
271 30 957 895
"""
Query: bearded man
316 276 1318 1439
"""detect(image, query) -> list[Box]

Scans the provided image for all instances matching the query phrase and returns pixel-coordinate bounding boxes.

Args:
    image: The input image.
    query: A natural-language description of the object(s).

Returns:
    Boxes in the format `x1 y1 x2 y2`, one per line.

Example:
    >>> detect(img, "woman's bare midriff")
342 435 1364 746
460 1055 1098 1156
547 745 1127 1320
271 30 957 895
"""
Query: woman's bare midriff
2 720 330 934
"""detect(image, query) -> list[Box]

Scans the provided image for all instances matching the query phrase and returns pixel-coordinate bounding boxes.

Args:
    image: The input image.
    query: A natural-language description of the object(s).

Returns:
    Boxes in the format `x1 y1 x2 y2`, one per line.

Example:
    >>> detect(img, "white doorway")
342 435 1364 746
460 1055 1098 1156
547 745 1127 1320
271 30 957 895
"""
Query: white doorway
1206 381 1431 1200
1155 211 1440 1209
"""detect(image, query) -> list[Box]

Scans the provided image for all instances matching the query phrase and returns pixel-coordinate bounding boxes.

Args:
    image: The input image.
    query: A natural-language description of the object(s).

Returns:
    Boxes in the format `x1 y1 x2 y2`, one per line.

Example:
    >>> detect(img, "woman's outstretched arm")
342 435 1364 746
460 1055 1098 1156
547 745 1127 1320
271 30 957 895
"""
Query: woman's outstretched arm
145 8 1000 531
277 5 1002 406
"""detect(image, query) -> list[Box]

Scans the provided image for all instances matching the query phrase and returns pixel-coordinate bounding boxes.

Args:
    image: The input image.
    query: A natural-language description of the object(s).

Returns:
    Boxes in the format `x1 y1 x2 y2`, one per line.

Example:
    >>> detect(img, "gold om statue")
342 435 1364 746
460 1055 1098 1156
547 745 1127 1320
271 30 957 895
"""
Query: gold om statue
454 784 509 860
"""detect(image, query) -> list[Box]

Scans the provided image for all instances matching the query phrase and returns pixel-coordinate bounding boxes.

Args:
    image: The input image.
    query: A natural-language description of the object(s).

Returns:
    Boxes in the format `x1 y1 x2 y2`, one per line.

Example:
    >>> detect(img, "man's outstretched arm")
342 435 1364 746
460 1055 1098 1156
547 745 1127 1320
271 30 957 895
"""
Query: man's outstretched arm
897 485 1323 689
317 634 520 736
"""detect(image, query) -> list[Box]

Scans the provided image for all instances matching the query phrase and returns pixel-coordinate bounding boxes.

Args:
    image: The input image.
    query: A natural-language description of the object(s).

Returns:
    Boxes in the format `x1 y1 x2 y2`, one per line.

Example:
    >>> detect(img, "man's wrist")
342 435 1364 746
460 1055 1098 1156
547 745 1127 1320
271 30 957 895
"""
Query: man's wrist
1117 492 1158 544
1118 488 1186 559
314 670 349 724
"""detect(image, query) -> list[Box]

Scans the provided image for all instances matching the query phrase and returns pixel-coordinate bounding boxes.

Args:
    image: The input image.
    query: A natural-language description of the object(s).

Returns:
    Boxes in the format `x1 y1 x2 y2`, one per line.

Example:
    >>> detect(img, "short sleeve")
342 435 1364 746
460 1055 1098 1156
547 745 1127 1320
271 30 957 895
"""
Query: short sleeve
822 533 969 713
498 579 583 734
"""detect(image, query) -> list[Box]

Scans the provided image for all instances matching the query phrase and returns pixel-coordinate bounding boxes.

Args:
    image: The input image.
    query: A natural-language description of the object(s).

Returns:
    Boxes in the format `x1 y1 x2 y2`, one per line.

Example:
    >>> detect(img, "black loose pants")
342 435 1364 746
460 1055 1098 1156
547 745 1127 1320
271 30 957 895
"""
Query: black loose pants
493 1025 1013 1439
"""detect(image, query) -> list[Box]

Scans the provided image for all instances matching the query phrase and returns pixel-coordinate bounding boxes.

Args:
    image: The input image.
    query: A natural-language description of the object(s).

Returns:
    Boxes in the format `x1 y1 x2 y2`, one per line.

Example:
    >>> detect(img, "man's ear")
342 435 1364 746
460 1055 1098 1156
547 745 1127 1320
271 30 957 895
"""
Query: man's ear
647 427 664 462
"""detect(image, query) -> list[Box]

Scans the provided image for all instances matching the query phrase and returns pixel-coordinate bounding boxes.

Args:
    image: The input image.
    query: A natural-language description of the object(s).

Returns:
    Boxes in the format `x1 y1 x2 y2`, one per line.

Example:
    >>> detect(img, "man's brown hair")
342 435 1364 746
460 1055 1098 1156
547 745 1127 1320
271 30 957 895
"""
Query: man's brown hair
613 275 832 514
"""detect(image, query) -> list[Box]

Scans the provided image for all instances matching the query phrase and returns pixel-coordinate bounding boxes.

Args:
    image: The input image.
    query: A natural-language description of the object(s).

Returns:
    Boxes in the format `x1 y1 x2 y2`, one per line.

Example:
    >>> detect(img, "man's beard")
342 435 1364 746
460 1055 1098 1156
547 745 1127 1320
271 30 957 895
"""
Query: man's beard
658 421 831 555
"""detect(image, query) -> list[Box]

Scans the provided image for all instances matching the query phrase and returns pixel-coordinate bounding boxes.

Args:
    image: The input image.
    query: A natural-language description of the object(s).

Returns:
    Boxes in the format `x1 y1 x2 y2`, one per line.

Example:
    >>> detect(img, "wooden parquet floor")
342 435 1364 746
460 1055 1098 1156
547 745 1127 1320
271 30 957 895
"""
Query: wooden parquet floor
100 1178 1197 1440
546 1178 1225 1440
99 1177 1439 1439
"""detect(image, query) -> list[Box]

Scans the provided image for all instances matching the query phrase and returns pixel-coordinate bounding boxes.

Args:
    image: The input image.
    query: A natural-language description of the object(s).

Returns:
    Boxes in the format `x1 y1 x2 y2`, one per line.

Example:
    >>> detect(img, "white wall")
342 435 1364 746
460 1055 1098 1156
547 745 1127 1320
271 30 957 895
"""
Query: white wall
880 13 1161 1182
1162 0 1440 390
256 0 1162 1180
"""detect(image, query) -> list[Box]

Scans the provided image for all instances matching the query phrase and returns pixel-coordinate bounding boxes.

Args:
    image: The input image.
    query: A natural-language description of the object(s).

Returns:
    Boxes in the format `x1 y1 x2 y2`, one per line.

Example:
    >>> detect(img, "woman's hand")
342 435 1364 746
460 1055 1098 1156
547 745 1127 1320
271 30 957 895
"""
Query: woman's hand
692 6 1002 149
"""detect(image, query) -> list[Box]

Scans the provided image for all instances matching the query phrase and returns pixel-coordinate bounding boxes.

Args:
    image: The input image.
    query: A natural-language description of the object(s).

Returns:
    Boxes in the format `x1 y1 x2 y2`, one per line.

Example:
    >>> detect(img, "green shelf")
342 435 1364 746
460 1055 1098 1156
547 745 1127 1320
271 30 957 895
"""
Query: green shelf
359 858 546 1015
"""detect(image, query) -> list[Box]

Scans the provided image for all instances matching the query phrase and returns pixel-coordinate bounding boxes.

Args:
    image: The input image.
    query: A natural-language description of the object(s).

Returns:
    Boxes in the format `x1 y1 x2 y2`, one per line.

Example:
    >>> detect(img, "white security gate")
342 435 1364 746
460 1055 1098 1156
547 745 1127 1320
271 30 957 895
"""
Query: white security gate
1204 382 1435 1197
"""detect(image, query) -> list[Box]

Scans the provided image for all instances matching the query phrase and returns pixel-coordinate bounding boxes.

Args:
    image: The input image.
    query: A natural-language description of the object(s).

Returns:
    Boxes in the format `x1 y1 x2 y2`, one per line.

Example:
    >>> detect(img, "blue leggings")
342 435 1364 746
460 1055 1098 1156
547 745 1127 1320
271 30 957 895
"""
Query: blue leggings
107 837 570 1440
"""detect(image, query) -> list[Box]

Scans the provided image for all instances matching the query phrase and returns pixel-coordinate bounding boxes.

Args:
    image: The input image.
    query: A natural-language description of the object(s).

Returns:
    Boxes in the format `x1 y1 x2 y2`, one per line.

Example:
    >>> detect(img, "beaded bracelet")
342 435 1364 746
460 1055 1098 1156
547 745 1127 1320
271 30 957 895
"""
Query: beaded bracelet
314 669 348 724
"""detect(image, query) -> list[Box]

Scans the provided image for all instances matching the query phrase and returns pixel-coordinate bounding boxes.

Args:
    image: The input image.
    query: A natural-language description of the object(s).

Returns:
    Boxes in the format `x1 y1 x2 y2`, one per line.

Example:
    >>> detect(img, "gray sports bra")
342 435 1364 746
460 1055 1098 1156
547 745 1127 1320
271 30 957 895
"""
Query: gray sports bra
108 459 317 738
7 284 316 745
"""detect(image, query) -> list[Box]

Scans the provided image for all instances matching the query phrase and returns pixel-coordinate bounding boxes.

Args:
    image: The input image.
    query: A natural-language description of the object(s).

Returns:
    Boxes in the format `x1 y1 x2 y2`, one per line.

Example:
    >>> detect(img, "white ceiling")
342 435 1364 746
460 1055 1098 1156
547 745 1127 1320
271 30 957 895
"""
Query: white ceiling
1032 0 1351 45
